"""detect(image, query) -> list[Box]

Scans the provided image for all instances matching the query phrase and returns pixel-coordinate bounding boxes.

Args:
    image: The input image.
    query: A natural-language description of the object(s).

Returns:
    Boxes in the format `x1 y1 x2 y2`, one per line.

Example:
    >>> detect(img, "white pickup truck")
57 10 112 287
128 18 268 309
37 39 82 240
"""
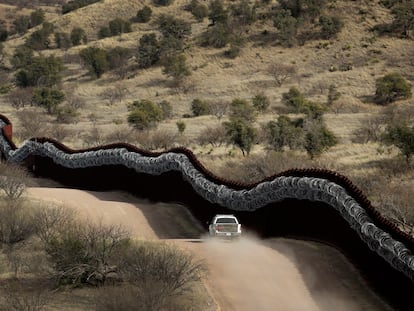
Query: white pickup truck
208 214 242 239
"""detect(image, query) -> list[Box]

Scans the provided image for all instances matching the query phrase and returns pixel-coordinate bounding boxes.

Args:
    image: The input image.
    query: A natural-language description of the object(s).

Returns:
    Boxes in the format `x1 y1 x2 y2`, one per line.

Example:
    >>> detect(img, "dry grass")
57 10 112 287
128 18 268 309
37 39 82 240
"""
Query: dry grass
0 1 413 197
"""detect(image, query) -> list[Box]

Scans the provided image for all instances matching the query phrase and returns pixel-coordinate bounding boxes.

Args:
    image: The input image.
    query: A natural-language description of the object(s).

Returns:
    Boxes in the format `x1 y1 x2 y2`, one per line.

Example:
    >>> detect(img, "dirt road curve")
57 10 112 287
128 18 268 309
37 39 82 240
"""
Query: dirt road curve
27 187 392 311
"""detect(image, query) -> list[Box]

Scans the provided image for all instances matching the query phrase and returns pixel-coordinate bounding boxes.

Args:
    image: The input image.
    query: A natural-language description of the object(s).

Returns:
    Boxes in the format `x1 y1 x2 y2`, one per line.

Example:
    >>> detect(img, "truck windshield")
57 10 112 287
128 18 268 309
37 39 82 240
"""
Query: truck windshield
216 218 237 224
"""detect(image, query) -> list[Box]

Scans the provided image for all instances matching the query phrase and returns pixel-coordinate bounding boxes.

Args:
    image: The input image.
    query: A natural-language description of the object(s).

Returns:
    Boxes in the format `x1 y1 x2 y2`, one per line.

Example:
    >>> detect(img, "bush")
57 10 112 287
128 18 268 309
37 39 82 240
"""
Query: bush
304 120 337 159
375 73 412 104
45 222 129 286
191 98 210 116
162 53 191 86
153 0 174 6
229 98 257 123
136 33 160 69
127 99 164 130
200 23 230 48
24 22 54 50
224 118 256 156
15 54 64 87
382 123 414 164
62 0 101 14
187 0 208 22
282 87 306 112
252 93 270 112
32 87 65 114
11 46 34 69
54 32 72 49
273 9 298 46
157 15 191 40
265 115 304 151
197 125 228 147
98 26 110 39
30 9 45 28
319 15 343 39
79 47 109 78
70 27 87 45
136 6 152 23
0 27 8 42
109 18 132 36
13 16 30 35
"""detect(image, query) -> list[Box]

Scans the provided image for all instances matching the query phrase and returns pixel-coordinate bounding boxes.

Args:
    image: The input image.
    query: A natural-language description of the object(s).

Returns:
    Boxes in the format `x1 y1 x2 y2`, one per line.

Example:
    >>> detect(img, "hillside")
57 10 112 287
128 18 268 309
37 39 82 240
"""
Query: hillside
0 0 413 213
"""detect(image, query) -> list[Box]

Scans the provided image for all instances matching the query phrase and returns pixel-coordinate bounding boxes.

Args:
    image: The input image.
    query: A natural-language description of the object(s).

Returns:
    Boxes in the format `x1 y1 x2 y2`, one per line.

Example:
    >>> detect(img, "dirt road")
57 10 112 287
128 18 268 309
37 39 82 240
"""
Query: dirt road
27 187 392 311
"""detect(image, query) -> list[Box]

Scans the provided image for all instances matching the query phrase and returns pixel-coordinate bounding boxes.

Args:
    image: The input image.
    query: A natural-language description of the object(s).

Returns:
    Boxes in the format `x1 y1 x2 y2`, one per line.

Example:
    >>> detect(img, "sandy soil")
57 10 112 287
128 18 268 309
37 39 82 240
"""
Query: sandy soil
26 186 393 311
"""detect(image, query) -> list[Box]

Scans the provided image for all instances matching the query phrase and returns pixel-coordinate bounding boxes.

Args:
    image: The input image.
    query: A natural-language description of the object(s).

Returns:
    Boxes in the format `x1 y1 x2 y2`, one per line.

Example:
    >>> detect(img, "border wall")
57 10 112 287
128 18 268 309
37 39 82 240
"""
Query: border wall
1 114 414 310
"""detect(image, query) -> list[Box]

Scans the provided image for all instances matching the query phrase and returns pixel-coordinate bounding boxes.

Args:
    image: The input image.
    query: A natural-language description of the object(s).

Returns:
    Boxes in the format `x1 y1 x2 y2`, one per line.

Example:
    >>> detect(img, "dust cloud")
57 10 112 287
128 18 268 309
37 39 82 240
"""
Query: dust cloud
203 233 319 311
203 234 387 311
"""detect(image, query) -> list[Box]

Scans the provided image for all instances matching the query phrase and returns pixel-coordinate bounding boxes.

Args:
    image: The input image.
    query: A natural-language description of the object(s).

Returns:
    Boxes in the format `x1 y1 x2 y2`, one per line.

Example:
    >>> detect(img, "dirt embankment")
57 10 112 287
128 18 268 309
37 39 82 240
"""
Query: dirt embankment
27 187 393 311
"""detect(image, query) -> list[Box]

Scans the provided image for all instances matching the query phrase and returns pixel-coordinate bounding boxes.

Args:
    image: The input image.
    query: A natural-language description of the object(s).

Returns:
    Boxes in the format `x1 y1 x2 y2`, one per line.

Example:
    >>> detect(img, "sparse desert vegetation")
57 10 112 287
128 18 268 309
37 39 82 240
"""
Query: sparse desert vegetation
0 0 414 266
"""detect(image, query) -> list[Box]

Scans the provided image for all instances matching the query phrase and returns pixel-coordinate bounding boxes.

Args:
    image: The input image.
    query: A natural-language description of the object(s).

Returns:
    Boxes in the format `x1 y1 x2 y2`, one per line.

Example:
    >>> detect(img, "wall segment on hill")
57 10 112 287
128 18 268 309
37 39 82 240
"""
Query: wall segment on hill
1 113 414 309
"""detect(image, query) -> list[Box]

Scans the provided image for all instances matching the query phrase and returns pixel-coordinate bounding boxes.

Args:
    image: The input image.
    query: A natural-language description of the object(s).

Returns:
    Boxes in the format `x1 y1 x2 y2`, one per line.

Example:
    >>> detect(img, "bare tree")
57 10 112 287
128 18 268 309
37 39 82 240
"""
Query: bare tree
208 101 229 121
0 163 28 200
136 129 178 151
0 280 48 311
15 109 48 139
7 88 34 110
100 86 128 106
266 63 297 87
197 125 228 147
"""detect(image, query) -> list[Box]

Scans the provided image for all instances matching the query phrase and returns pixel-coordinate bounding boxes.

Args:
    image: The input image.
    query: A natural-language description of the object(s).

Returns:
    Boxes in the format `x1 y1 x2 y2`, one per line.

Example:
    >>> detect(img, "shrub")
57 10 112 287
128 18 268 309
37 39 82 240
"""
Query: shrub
13 16 30 35
265 115 304 151
107 47 132 78
11 46 34 69
208 0 228 25
158 100 173 119
319 15 343 39
162 53 191 86
127 99 164 130
136 33 160 68
0 27 8 42
0 162 28 201
229 98 257 123
304 120 337 159
157 15 191 40
375 73 412 104
30 9 45 28
229 0 256 26
32 87 65 114
62 0 101 14
187 0 208 22
197 125 228 147
136 6 152 23
54 32 72 49
24 22 54 50
200 23 230 48
266 63 296 86
79 47 109 78
273 9 298 46
191 98 210 116
153 0 174 6
252 93 270 112
109 18 132 36
98 26 110 39
282 87 306 112
176 121 186 134
70 27 87 45
15 54 64 87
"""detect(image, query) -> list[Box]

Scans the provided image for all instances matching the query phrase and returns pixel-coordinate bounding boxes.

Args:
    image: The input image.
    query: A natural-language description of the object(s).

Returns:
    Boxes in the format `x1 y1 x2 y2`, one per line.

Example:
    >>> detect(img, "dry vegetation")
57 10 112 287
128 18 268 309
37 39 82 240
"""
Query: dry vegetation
0 1 413 230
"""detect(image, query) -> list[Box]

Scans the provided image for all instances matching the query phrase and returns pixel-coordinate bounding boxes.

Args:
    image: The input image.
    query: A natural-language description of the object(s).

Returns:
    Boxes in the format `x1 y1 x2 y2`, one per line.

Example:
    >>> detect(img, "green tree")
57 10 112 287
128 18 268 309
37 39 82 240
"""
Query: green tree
200 23 230 48
157 15 191 41
30 9 45 28
79 47 109 78
304 121 337 159
375 73 412 104
162 53 191 86
32 87 65 114
71 27 87 46
15 54 64 87
191 98 210 116
225 118 256 156
136 6 152 23
265 115 304 151
229 0 256 27
136 33 160 68
319 15 343 39
382 123 414 164
127 99 164 130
